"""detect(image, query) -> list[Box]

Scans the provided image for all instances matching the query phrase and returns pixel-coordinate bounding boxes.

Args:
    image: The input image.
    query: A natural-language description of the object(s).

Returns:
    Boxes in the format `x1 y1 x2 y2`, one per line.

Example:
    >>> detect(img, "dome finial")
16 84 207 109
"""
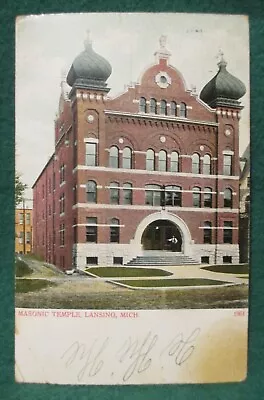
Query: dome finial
154 34 171 64
84 29 92 50
217 48 227 69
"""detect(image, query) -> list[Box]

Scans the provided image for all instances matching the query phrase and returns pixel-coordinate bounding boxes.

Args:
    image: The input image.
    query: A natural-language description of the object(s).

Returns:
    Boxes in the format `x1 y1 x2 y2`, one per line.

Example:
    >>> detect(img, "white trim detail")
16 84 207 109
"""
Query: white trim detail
132 211 192 256
104 110 218 127
72 203 239 213
84 138 99 143
73 224 125 228
223 150 234 155
72 165 240 180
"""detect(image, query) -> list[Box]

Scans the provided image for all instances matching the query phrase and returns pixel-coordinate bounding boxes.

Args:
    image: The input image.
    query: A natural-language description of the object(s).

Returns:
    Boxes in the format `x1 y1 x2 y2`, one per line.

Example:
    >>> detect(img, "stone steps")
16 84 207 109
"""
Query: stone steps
126 255 199 266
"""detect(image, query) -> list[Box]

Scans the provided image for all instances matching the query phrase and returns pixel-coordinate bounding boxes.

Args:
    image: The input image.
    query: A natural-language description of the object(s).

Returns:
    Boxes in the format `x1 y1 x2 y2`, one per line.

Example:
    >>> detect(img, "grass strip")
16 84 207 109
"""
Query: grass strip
15 279 57 293
112 278 229 288
202 264 249 274
85 267 172 278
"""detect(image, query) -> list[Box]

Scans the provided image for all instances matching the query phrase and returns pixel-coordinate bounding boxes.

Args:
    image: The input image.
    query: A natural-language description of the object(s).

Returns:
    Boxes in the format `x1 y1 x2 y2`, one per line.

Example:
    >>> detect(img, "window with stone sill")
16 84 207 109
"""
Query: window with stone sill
86 180 97 203
203 221 212 244
146 149 155 171
109 146 119 168
204 187 213 208
192 187 201 207
110 182 120 204
224 188 232 208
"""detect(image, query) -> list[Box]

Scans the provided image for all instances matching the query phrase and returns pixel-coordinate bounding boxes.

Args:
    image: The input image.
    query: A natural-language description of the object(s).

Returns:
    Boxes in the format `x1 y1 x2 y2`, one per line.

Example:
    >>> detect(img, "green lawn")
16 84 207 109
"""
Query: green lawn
85 266 172 278
15 258 33 277
15 279 57 293
113 278 229 288
202 264 249 274
15 283 248 309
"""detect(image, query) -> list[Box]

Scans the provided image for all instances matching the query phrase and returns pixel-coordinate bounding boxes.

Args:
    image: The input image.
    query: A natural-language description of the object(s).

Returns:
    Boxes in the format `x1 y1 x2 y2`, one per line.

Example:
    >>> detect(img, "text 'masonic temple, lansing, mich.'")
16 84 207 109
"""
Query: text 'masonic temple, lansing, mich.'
32 33 246 271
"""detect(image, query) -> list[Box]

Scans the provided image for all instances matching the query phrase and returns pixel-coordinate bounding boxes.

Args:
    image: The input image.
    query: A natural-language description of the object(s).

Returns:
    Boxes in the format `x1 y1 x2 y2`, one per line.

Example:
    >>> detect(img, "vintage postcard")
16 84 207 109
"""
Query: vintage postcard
15 13 250 384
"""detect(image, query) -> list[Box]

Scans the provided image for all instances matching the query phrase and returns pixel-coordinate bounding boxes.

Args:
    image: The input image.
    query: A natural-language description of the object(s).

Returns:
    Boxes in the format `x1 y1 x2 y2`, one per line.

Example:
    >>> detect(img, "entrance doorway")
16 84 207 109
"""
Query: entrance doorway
141 220 182 251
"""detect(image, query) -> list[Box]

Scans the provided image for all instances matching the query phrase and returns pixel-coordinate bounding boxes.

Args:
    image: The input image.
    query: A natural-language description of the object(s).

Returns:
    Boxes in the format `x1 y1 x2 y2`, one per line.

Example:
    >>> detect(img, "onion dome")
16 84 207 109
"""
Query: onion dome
66 31 112 91
200 52 246 108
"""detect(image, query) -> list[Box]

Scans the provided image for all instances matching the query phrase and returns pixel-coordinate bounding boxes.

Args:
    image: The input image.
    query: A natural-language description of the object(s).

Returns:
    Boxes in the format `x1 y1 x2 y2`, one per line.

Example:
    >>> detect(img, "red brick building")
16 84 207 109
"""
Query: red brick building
32 35 246 270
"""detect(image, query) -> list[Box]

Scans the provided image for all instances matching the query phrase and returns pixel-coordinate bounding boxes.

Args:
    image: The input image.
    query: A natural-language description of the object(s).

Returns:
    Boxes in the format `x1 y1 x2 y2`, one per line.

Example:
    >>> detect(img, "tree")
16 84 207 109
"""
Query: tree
15 173 27 206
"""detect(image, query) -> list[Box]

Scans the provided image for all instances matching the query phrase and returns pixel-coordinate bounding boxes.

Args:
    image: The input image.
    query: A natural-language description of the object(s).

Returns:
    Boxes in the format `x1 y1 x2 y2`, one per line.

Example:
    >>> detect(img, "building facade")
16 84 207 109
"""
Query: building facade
32 35 246 271
15 207 33 254
239 144 250 263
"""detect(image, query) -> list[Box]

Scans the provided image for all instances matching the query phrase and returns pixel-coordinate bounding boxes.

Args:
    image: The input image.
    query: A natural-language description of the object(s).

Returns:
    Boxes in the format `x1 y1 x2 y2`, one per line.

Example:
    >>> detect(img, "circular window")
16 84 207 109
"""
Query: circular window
160 75 167 84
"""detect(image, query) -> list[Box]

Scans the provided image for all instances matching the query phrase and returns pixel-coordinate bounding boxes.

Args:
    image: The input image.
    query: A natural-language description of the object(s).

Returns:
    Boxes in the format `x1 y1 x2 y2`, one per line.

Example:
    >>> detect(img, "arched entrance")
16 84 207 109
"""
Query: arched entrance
141 219 182 252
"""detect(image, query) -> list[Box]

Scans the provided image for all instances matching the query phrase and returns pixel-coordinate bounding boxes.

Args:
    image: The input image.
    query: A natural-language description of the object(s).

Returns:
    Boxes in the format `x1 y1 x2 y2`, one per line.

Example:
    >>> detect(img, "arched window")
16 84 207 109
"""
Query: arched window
146 149 155 171
109 146 119 168
139 97 147 113
110 218 120 243
145 184 161 206
86 180 97 203
171 101 177 116
203 154 211 175
165 186 182 207
170 151 179 172
109 182 120 204
122 147 132 169
193 187 201 207
123 183 133 205
158 150 167 171
149 98 157 114
224 188 232 208
179 102 187 117
192 153 200 174
204 187 212 208
160 100 167 115
203 221 212 244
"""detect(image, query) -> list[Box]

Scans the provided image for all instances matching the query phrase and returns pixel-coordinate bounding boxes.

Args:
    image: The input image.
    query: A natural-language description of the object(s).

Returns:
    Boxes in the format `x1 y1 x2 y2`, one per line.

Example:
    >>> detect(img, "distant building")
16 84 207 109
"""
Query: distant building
239 144 250 263
15 207 33 254
32 34 246 271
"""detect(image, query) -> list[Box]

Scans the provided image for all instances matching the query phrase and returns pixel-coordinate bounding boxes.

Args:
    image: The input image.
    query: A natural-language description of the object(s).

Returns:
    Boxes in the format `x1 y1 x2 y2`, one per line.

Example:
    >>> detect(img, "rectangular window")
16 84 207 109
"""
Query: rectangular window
203 222 212 244
145 188 161 206
18 231 24 244
165 187 182 207
86 217 97 243
60 164 66 184
86 257 98 265
110 183 120 204
193 191 201 207
26 232 31 244
223 256 232 263
59 223 65 246
26 213 30 225
85 143 97 166
113 257 123 265
223 155 232 176
123 184 132 205
204 189 213 208
201 256 210 264
110 226 120 243
19 213 23 224
59 193 65 214
53 172 56 190
223 221 233 244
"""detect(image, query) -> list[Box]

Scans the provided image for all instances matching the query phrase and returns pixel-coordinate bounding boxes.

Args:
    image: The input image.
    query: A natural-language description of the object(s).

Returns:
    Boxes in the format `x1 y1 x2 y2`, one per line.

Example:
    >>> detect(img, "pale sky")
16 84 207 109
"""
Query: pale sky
16 13 250 202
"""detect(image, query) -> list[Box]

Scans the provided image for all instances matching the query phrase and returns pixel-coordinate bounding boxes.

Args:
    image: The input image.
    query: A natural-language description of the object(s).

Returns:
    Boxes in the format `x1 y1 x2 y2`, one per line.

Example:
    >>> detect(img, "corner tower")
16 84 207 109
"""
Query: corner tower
200 51 246 263
66 31 112 169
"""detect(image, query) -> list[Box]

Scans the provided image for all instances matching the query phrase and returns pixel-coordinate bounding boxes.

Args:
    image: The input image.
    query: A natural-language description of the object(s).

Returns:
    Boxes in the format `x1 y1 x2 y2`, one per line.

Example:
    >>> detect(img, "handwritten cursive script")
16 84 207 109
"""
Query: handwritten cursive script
60 328 200 383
